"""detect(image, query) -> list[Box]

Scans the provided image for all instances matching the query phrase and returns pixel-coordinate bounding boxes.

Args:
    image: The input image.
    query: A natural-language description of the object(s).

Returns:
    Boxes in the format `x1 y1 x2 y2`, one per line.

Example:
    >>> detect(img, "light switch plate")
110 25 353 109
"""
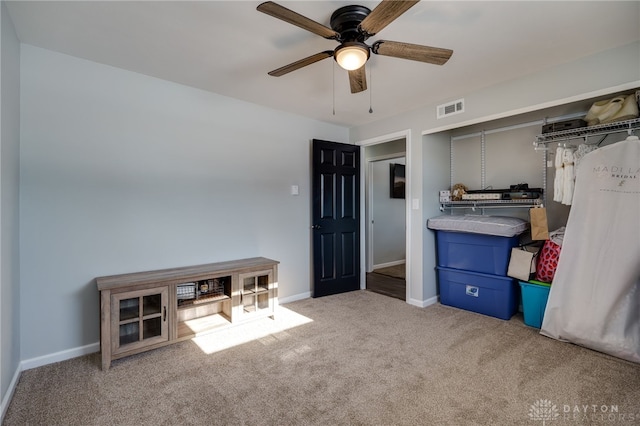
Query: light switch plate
412 198 420 210
291 185 299 196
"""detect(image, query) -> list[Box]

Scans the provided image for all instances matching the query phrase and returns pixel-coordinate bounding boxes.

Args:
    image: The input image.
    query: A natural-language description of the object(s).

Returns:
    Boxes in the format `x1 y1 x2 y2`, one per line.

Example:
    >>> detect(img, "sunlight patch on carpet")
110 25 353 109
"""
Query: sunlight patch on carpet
191 306 313 355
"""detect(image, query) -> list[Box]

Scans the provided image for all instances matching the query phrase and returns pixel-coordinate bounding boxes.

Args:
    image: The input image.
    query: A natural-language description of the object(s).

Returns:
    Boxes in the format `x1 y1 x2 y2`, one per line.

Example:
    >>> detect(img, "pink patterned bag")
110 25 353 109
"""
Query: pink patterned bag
535 239 562 283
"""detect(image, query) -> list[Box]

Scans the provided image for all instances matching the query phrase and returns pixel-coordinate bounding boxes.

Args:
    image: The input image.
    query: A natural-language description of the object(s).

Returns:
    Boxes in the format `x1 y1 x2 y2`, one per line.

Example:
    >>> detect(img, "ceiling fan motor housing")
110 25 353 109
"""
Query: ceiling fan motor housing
330 5 371 42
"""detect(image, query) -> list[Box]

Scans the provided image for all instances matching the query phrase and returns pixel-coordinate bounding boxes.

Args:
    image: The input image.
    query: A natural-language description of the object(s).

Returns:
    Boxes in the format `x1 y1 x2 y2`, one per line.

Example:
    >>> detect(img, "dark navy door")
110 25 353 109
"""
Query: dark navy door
312 139 360 297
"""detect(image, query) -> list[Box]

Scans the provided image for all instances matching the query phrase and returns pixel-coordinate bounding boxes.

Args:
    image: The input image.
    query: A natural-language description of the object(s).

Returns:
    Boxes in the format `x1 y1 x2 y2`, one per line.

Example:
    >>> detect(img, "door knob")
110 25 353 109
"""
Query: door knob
312 225 322 230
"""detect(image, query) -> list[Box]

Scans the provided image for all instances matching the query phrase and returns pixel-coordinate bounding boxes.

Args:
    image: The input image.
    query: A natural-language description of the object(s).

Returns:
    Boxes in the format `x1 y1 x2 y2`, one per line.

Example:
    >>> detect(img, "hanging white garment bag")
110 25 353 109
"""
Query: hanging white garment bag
541 135 640 363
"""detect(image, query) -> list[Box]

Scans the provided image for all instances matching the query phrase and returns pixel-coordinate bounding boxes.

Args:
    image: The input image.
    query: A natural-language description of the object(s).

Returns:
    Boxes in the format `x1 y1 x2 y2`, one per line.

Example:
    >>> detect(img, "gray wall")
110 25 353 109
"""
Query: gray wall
420 132 450 302
448 110 553 224
0 0 21 416
19 45 348 361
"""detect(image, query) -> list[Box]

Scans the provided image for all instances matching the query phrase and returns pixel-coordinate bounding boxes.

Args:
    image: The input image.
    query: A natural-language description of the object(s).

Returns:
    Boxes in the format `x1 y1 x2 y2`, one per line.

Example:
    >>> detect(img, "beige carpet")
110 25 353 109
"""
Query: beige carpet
4 290 640 425
373 263 405 280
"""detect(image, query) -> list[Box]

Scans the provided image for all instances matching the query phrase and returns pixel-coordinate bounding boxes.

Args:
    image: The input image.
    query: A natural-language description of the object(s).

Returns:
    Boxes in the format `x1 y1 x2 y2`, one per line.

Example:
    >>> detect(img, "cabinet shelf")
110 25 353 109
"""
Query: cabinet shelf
177 312 231 339
241 287 269 295
119 307 139 321
177 294 230 308
118 317 140 326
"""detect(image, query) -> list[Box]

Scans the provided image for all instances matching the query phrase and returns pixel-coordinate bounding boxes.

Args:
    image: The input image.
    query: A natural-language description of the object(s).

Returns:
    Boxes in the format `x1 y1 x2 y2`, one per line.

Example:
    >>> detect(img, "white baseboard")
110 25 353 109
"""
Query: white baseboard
372 260 405 270
20 342 100 371
279 292 311 305
423 295 439 307
407 295 439 308
0 364 21 424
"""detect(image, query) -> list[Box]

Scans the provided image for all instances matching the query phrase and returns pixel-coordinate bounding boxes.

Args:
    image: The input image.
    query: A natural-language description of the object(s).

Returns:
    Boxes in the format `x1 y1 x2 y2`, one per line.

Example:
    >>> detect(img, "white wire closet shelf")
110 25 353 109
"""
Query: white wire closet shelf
534 117 640 146
439 198 543 212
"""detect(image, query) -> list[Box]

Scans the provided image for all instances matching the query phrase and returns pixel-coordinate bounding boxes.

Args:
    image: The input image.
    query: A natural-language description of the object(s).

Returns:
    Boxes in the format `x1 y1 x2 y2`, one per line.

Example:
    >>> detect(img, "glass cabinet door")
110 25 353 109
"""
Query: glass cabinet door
112 287 169 354
242 276 258 313
238 270 273 319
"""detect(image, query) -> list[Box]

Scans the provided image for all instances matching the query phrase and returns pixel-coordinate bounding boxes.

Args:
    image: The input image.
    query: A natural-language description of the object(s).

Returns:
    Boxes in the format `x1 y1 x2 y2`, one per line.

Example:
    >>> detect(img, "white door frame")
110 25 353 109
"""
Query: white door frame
366 153 406 273
357 130 411 302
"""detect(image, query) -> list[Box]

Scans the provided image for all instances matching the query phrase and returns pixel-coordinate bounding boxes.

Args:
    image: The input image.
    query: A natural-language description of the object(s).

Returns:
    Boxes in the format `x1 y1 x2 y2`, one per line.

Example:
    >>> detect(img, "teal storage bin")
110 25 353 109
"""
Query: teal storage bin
519 280 551 328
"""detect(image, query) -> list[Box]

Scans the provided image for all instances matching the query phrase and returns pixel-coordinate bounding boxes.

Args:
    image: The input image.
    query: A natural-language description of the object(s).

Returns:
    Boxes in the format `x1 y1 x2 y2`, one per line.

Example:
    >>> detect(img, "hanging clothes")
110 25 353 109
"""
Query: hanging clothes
553 146 564 202
541 135 640 363
561 147 575 205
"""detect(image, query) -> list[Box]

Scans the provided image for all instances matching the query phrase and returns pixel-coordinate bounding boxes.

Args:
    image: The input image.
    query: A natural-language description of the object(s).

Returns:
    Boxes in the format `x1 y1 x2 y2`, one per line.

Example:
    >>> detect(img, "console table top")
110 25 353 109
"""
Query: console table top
96 257 279 290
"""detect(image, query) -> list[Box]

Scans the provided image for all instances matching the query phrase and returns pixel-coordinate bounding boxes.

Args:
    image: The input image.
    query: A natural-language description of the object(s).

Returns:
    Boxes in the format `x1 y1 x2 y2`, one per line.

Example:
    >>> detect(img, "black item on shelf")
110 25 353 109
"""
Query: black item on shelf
542 119 587 134
466 188 543 198
466 187 530 194
502 191 543 200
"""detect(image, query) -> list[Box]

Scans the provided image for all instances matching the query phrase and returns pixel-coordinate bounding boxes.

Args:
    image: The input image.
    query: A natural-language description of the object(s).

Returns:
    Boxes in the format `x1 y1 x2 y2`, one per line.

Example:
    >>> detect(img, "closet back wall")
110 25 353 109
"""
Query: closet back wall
19 46 347 362
450 125 543 223
449 107 581 230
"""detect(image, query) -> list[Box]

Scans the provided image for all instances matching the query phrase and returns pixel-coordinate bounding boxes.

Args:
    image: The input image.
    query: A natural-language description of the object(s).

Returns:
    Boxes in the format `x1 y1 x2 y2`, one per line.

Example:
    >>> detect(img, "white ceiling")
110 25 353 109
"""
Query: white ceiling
6 1 640 127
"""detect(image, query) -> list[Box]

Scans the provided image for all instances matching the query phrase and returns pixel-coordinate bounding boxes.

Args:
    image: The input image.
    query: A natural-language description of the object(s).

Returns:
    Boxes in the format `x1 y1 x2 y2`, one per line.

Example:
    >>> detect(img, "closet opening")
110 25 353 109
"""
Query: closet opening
363 137 407 301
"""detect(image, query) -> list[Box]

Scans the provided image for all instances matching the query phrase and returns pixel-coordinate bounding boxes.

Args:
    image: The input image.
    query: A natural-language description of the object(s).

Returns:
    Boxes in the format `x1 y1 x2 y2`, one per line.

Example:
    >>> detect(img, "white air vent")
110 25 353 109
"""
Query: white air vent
437 98 465 119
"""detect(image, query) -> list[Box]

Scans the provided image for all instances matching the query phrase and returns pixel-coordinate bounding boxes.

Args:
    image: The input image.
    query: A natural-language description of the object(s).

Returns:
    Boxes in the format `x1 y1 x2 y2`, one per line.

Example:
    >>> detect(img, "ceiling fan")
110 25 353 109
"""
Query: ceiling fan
257 0 453 94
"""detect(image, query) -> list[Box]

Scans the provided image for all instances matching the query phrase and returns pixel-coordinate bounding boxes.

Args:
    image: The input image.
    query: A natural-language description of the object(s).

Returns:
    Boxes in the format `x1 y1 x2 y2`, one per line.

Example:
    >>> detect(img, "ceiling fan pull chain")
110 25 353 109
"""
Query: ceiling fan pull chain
332 60 336 116
369 66 373 114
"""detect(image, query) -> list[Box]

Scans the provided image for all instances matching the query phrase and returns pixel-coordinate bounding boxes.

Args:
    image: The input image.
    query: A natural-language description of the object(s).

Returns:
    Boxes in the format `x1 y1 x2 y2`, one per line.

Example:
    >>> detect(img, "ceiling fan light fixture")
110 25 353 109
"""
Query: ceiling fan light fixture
334 42 370 71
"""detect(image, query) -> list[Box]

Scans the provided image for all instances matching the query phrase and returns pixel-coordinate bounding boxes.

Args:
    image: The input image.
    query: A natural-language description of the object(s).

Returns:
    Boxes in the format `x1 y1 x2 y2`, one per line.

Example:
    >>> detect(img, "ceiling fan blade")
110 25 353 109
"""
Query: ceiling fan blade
372 40 453 65
257 1 339 40
359 0 420 37
268 51 334 77
348 66 367 94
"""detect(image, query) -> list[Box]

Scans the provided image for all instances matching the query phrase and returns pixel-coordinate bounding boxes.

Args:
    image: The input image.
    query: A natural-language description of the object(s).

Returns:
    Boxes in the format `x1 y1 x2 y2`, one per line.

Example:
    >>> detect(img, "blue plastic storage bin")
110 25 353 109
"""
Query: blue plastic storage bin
519 280 551 328
437 266 518 320
435 231 520 276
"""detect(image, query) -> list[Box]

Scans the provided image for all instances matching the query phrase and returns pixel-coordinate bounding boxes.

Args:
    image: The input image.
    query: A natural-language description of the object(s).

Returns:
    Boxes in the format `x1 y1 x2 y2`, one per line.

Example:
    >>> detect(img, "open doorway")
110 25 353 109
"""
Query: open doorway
364 138 407 301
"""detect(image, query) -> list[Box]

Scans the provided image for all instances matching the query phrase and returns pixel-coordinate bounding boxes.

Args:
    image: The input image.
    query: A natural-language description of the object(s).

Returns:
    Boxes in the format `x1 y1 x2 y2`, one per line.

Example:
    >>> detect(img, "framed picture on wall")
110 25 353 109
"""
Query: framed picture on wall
390 163 405 199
